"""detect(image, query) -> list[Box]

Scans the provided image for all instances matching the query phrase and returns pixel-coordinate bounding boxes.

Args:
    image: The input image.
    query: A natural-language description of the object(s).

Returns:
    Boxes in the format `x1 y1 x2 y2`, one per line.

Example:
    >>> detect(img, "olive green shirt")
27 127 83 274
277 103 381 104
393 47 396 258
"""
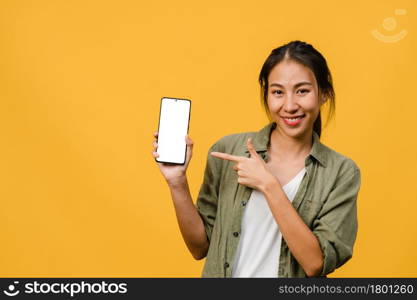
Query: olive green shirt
195 122 361 278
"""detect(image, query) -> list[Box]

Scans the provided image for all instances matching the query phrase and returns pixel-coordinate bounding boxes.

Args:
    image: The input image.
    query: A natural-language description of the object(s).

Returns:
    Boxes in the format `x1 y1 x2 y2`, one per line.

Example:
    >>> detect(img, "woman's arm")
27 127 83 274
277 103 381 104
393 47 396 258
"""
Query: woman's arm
167 176 209 260
152 131 209 260
260 160 361 277
261 178 323 277
211 137 323 276
211 137 360 277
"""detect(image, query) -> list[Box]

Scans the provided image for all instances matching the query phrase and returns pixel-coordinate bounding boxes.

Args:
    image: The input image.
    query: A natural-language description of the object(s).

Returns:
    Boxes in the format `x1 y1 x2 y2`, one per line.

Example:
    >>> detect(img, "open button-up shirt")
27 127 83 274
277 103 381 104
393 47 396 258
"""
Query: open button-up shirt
195 122 361 277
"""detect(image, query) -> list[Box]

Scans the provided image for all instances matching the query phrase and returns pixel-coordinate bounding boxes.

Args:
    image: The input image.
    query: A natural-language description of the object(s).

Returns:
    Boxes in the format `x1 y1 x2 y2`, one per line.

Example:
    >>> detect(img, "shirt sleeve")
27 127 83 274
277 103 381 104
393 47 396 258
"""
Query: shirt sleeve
312 160 361 276
195 142 222 244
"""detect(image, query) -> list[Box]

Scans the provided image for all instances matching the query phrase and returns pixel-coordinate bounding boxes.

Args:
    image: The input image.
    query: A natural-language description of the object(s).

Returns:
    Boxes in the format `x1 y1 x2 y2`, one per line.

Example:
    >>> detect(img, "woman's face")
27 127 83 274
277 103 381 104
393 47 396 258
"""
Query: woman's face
267 59 326 139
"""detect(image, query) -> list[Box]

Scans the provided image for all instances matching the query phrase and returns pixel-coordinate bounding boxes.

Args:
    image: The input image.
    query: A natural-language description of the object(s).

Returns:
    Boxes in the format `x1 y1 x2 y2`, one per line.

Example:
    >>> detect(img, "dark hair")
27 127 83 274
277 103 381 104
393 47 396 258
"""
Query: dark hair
258 40 335 138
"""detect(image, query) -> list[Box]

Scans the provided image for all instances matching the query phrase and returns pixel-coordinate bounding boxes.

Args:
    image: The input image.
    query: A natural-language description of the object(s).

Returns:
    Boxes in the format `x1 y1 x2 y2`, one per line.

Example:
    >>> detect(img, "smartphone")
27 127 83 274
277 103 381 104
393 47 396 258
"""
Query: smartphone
155 97 191 165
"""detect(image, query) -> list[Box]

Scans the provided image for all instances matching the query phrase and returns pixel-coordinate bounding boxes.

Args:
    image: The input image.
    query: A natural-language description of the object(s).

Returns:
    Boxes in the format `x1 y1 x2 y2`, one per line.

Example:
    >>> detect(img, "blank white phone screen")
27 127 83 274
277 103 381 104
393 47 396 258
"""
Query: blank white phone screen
156 98 190 164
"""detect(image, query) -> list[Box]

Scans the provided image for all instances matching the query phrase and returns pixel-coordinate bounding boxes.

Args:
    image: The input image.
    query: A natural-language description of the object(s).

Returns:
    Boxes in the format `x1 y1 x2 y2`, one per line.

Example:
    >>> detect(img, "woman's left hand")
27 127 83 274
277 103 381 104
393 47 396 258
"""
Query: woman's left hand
210 137 277 192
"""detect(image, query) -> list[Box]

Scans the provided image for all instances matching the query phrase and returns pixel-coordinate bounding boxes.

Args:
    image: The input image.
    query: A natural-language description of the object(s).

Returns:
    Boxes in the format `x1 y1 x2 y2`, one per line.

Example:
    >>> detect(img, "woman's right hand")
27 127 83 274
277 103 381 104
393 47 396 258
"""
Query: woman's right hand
151 131 194 186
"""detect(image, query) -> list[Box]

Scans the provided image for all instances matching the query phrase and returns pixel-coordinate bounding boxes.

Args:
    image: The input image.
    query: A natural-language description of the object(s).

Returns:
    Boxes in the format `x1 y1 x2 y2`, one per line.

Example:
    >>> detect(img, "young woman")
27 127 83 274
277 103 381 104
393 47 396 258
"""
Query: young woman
151 40 361 278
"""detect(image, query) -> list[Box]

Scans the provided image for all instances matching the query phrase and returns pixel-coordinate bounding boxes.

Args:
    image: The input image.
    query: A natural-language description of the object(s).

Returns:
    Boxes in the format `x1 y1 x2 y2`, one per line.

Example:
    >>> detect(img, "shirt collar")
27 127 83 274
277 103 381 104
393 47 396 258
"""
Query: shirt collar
244 121 327 167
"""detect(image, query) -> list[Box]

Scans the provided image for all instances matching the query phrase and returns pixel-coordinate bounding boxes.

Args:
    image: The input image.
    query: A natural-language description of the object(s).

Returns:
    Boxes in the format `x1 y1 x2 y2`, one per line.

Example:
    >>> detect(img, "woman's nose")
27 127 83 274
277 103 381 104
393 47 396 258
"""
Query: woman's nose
283 95 299 112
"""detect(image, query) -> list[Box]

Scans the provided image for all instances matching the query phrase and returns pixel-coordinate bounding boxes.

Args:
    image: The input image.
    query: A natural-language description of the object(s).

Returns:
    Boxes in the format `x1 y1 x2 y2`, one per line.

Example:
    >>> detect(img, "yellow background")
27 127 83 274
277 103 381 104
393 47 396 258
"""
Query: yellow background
1 0 416 277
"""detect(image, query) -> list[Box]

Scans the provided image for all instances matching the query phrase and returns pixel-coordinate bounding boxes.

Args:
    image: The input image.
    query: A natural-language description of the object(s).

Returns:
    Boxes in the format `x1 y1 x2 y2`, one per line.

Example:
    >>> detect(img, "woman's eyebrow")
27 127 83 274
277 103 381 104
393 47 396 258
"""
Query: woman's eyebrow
269 81 313 88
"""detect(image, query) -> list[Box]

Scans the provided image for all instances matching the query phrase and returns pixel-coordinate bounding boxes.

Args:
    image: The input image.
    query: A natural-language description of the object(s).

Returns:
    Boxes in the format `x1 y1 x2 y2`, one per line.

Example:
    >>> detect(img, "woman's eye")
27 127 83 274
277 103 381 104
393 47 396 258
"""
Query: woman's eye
272 90 283 95
298 89 310 94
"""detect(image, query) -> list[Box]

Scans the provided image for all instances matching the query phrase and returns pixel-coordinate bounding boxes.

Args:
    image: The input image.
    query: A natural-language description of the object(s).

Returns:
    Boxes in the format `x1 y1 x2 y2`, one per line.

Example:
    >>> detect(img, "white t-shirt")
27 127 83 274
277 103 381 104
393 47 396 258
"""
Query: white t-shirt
232 167 306 277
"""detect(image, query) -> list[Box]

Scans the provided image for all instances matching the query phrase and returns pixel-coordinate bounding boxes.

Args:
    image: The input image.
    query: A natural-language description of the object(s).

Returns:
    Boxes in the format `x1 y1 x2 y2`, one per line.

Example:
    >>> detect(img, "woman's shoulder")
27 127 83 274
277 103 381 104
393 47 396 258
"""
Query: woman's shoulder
318 141 360 175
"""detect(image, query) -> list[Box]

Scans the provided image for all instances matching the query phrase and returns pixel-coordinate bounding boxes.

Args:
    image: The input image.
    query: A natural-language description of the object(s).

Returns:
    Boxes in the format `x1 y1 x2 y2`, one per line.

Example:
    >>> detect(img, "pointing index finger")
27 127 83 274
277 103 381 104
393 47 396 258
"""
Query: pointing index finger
210 151 243 162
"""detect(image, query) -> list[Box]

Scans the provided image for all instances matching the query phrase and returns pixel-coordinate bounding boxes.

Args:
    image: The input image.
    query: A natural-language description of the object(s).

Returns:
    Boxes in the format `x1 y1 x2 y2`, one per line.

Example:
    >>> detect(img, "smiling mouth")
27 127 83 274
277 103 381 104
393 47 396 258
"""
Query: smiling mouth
281 115 305 126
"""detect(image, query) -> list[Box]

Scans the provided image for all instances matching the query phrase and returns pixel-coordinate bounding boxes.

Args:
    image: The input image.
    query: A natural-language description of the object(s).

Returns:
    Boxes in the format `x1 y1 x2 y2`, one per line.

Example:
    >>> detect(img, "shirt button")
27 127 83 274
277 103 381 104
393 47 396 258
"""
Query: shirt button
241 201 247 206
233 231 239 237
224 262 229 268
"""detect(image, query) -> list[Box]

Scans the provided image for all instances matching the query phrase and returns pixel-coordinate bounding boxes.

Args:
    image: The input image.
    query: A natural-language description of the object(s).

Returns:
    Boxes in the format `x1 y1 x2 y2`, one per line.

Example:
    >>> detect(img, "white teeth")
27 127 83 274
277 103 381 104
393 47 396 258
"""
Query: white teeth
285 116 303 121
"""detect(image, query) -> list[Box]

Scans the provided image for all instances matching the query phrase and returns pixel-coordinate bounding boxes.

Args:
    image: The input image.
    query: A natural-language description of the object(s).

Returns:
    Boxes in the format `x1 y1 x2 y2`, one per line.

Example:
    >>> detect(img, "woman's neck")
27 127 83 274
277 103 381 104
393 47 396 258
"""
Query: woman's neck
268 127 313 163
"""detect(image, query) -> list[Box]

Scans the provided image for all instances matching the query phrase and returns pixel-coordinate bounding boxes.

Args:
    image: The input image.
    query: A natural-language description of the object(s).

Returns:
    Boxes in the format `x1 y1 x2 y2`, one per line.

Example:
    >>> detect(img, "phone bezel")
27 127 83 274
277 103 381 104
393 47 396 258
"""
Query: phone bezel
155 96 191 165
